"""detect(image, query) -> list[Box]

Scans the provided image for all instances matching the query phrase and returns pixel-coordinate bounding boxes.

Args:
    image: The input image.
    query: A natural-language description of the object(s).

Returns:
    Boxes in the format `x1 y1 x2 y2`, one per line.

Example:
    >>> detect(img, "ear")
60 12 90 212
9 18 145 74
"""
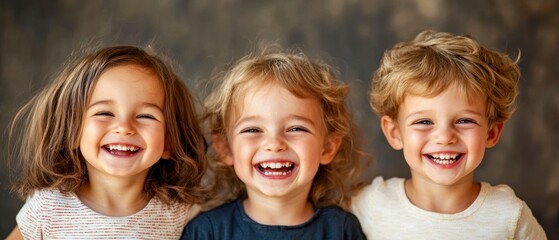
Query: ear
380 115 403 150
212 134 234 165
161 146 171 159
320 133 342 165
486 122 505 148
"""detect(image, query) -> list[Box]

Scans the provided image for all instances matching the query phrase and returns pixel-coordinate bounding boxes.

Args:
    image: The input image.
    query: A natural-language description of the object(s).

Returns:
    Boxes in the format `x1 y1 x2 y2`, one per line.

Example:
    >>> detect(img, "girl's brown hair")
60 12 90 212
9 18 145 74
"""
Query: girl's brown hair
9 45 207 204
203 47 368 209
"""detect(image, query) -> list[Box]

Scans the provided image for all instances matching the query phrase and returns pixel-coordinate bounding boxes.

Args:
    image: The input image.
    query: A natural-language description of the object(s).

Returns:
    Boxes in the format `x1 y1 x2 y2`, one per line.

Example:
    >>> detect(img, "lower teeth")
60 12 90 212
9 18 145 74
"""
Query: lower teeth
433 159 455 165
263 171 291 176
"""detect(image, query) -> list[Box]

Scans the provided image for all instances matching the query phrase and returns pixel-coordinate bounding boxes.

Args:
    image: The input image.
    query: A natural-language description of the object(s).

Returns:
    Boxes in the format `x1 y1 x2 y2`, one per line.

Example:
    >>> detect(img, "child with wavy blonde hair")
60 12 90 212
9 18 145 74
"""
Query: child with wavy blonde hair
351 30 546 239
7 45 207 239
181 48 367 239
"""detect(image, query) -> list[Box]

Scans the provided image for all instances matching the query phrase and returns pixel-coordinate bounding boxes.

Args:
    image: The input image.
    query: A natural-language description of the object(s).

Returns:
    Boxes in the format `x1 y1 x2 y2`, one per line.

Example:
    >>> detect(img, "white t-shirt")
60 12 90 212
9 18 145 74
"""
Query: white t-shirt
16 188 200 239
351 177 547 240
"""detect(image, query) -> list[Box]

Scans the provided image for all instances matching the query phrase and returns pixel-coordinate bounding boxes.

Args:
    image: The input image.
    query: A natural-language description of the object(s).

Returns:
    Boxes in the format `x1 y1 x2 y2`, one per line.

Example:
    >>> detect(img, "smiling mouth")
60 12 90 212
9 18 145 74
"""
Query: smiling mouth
427 153 462 165
256 161 295 176
103 144 140 156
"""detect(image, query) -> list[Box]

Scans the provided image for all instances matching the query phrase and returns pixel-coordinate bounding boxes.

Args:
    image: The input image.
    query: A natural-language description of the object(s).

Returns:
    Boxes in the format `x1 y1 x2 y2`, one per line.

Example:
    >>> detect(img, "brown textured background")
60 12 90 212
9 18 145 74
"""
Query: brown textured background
1 0 558 238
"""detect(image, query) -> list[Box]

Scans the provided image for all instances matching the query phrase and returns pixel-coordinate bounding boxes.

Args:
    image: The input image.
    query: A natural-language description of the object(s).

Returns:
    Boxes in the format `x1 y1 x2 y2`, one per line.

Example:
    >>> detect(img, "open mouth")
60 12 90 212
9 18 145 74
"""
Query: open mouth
427 153 462 165
103 144 141 156
255 161 295 176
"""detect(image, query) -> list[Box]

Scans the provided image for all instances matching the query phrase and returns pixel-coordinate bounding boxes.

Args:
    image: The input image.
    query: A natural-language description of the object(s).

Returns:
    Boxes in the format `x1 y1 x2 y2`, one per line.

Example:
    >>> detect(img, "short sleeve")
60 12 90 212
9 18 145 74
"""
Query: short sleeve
344 212 367 240
16 190 49 240
350 176 384 228
514 202 547 240
180 214 214 240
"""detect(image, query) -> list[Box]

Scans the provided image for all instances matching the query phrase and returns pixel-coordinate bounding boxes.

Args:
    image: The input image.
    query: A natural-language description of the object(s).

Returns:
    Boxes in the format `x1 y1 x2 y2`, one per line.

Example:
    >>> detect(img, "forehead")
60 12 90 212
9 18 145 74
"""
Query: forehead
400 84 486 115
90 65 164 103
231 83 324 122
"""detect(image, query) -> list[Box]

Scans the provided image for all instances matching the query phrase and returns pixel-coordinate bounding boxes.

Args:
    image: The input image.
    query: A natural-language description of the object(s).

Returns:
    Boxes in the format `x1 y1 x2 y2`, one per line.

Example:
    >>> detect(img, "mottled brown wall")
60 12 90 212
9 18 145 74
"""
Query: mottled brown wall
1 0 558 238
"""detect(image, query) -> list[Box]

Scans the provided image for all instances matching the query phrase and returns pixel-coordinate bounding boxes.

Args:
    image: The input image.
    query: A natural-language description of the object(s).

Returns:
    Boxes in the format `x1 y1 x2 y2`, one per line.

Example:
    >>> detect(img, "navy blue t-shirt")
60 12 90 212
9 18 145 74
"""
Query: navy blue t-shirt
180 199 365 240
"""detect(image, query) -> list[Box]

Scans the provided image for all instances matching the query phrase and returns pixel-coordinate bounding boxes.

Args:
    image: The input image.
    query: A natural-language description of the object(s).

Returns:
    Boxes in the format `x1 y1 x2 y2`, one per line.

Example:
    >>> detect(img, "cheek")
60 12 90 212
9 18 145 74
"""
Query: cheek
79 122 101 146
229 139 254 161
402 129 427 146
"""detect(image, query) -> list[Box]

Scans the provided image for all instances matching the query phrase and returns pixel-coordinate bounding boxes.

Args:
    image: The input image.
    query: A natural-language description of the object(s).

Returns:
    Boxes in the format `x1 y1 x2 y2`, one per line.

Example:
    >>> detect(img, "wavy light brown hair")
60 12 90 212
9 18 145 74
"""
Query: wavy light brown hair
203 48 367 209
370 30 520 126
9 45 207 204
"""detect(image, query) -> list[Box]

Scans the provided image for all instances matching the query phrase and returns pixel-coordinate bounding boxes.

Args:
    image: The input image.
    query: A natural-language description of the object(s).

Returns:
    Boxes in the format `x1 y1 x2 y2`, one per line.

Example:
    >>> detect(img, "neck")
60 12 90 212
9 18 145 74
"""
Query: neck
404 175 481 214
243 191 314 226
77 174 149 217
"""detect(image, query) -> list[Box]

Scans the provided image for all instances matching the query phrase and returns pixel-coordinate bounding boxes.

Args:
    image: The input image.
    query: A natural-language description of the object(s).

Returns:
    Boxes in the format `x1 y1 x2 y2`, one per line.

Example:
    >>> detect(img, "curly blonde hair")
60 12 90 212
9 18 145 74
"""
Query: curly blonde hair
203 48 367 209
9 45 207 205
370 30 520 125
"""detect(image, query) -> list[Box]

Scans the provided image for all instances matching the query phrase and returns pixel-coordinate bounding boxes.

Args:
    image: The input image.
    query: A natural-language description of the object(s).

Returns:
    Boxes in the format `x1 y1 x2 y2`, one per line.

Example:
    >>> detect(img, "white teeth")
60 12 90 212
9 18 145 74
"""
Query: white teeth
432 158 455 165
430 153 459 160
429 153 461 165
263 171 290 176
108 144 139 152
259 162 293 169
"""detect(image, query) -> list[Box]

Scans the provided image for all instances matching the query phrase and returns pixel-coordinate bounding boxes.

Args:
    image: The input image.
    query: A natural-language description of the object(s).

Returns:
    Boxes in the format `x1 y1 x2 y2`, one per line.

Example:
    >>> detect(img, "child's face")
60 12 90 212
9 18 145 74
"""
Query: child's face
219 83 340 201
79 64 170 182
381 84 503 186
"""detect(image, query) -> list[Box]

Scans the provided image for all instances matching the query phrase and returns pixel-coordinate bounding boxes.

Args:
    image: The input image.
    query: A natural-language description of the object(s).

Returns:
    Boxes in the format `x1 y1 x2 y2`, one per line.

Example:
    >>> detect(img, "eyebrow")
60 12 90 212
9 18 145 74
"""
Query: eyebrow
233 114 317 129
87 100 164 112
405 109 484 120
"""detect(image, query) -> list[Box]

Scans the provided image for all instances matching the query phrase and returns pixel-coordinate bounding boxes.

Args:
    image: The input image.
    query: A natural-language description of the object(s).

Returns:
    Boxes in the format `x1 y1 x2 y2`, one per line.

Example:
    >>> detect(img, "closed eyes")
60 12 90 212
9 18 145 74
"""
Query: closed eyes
92 111 159 121
137 114 158 120
93 111 113 117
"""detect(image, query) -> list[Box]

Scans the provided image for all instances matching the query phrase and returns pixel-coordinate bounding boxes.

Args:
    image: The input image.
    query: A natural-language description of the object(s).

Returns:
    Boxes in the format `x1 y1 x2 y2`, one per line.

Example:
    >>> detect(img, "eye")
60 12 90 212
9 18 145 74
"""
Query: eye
412 119 433 125
240 127 261 134
457 118 477 124
137 114 157 120
287 126 310 133
94 111 113 117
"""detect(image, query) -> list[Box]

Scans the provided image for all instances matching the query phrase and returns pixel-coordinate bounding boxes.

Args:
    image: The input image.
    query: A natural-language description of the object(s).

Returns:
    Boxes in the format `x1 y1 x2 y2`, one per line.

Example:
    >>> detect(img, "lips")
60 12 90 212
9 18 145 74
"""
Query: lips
255 161 295 176
103 144 141 156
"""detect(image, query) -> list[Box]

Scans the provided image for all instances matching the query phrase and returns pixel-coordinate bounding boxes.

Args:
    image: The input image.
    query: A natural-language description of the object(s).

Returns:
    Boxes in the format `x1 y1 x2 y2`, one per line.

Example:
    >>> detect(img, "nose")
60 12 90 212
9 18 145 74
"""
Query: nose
263 133 287 152
434 125 457 145
113 118 135 135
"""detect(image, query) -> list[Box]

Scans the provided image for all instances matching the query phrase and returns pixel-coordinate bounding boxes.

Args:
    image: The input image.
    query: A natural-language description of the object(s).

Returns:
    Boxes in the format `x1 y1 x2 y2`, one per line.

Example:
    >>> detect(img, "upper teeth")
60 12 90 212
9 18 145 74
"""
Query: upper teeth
259 162 293 169
108 144 139 151
430 153 459 160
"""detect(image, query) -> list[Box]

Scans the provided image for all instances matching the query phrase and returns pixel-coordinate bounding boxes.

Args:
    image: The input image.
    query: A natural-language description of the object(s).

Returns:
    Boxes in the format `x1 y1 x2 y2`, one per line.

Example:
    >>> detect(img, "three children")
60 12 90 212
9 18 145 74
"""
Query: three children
7 30 547 239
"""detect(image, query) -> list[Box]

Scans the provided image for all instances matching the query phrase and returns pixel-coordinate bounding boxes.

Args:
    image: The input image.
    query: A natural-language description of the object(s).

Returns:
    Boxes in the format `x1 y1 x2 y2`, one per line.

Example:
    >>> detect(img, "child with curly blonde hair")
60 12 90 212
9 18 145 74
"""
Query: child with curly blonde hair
181 48 367 239
352 30 546 239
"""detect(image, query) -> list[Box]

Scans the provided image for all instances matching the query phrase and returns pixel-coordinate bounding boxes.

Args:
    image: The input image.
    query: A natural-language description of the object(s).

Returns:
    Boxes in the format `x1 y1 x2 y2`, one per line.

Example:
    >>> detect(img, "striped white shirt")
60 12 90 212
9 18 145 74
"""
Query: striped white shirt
16 189 200 239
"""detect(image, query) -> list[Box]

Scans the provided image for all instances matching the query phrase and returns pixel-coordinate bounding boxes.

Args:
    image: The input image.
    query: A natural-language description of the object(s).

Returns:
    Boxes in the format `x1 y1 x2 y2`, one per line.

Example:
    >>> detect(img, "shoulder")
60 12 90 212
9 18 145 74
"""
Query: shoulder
16 189 79 239
481 182 524 207
317 206 362 225
197 199 238 219
185 200 238 226
352 176 404 208
180 200 238 240
27 188 75 202
313 207 366 239
18 188 77 215
141 197 201 230
480 183 547 239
